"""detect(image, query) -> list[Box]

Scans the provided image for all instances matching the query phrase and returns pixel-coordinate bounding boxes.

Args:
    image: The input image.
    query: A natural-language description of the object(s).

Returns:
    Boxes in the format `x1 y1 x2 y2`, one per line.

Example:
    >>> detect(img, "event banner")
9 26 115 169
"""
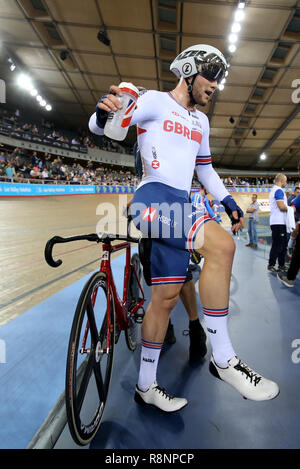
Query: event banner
0 183 278 197
190 186 272 194
0 182 95 196
228 187 272 193
257 199 271 212
0 182 136 196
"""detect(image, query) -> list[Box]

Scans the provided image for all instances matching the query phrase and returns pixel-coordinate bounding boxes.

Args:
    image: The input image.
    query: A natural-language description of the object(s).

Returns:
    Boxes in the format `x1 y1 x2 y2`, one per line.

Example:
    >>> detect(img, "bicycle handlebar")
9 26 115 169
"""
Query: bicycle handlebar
44 233 141 268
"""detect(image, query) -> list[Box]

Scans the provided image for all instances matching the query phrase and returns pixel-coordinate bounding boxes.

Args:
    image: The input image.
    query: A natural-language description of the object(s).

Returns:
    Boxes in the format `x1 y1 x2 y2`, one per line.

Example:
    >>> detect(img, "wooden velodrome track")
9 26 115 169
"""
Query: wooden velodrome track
0 193 136 326
0 192 266 326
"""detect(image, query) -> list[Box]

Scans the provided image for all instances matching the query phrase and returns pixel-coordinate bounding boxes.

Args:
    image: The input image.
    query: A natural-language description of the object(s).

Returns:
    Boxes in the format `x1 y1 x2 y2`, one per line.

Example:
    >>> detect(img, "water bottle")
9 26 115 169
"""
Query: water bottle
104 82 139 141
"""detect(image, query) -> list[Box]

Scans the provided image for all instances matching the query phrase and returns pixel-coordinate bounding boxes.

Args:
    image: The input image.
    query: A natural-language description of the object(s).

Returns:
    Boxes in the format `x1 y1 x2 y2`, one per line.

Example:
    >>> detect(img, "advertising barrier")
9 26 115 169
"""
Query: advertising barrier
227 186 273 193
95 185 135 194
257 199 271 212
0 182 136 196
190 186 274 194
0 183 284 198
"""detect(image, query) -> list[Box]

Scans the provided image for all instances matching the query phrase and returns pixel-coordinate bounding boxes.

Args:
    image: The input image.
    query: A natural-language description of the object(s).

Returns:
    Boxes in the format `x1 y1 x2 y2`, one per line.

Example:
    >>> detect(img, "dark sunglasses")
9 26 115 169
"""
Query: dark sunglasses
195 59 227 84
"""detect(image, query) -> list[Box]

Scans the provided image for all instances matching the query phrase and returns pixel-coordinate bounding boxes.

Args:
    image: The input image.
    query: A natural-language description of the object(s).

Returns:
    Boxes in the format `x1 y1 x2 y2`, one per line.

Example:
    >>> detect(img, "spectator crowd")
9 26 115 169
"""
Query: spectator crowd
0 147 139 187
1 145 299 189
220 176 277 187
0 107 131 155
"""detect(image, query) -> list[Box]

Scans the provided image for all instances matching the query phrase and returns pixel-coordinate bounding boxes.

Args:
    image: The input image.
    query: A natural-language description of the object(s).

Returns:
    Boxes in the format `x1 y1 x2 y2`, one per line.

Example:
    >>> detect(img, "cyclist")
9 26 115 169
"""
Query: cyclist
133 142 207 361
89 44 279 412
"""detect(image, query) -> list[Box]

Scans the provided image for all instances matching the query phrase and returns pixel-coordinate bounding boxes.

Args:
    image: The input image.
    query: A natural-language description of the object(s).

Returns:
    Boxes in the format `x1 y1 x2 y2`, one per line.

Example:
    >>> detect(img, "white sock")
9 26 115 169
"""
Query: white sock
203 306 235 368
138 339 163 391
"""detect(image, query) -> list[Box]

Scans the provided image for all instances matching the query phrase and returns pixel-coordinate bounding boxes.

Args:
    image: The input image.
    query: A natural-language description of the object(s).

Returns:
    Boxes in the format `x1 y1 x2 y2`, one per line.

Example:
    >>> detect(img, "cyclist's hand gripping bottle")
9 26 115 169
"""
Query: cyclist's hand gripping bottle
104 82 139 141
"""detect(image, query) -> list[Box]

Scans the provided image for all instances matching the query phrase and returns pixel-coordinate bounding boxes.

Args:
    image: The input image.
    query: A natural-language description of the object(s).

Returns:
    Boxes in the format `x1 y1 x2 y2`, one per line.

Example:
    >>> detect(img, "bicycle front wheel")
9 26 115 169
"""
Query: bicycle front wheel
65 271 115 446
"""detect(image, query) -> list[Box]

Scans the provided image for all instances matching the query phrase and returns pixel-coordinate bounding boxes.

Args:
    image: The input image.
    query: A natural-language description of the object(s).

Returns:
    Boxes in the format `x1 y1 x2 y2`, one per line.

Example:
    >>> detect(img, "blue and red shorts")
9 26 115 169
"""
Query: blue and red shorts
130 182 214 286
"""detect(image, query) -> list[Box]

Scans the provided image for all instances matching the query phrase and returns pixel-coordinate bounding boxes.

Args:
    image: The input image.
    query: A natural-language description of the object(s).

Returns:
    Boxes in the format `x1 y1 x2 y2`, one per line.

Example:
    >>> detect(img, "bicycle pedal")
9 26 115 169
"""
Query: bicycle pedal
135 307 145 324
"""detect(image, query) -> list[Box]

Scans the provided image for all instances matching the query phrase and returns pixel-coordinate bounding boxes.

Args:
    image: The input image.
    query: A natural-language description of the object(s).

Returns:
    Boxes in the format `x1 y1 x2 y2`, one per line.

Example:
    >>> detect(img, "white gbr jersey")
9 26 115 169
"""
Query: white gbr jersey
131 90 209 193
89 89 229 201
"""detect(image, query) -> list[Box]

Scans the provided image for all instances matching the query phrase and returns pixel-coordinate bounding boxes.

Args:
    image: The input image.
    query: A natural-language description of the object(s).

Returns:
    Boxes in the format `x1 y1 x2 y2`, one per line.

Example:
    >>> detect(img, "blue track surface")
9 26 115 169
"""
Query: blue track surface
0 239 300 449
89 237 300 450
0 250 134 449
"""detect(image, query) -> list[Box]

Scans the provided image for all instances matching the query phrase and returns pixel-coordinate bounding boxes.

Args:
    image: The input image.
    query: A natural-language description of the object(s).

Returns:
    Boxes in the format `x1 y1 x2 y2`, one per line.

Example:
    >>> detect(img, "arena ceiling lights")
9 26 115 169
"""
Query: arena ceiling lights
16 73 52 111
220 1 246 92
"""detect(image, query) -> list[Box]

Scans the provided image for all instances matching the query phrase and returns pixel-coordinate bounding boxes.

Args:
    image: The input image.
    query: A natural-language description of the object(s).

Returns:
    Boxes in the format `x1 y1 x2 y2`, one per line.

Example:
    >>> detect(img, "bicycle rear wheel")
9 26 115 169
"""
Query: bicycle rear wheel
65 271 115 446
125 253 143 351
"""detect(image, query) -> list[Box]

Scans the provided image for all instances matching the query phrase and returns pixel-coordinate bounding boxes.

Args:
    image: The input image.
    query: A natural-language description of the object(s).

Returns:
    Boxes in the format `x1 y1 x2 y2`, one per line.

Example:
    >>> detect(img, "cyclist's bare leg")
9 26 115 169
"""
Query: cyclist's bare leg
195 220 236 367
142 282 182 343
137 282 182 392
195 221 234 307
192 219 280 401
135 280 189 410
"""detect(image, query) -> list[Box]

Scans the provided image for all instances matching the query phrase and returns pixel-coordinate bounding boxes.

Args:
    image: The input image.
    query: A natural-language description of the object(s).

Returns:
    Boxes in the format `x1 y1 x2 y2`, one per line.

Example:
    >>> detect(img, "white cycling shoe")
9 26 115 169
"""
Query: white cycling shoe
134 381 188 413
209 356 280 401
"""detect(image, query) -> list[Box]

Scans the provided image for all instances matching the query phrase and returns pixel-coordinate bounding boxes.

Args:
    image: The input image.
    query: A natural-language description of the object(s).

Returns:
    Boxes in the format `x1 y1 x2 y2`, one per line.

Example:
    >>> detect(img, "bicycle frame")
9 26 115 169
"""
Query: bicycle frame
45 232 146 445
44 232 145 354
102 240 135 330
81 240 145 354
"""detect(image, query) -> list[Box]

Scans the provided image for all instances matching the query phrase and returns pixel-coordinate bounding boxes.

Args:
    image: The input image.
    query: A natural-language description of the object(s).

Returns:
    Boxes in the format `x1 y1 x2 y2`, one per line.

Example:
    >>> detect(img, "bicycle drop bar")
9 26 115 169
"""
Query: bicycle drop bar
44 233 141 268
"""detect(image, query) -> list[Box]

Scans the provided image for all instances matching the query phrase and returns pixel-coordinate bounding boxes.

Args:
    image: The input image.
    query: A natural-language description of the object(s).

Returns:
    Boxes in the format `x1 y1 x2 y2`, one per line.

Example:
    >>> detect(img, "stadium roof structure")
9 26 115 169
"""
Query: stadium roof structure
1 0 300 171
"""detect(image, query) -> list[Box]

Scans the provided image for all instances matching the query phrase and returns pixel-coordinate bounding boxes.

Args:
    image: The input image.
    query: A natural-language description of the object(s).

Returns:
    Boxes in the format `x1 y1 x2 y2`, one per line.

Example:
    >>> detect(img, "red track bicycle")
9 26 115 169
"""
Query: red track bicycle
45 232 145 446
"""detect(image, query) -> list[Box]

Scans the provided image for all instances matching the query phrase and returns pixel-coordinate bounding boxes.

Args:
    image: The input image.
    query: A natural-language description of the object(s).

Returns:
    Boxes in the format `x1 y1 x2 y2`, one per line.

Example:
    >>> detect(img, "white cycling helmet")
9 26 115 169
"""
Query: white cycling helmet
170 44 228 83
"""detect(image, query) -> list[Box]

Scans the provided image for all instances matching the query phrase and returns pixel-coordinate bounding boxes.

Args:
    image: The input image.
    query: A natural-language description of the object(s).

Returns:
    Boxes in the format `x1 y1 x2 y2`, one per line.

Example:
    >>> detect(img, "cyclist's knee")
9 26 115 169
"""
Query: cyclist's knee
200 230 235 263
215 234 235 262
159 293 180 313
224 234 236 258
161 294 180 313
151 286 181 313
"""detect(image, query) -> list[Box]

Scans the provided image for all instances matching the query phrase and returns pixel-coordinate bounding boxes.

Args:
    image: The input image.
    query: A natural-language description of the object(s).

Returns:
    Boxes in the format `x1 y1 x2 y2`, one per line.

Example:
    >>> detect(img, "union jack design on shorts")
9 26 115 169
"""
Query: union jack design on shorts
151 276 187 286
186 214 212 253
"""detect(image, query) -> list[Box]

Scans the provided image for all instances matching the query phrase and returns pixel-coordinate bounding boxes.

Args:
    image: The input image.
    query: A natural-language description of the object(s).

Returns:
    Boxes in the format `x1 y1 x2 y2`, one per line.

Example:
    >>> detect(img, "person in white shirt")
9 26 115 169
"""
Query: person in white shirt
268 174 288 273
